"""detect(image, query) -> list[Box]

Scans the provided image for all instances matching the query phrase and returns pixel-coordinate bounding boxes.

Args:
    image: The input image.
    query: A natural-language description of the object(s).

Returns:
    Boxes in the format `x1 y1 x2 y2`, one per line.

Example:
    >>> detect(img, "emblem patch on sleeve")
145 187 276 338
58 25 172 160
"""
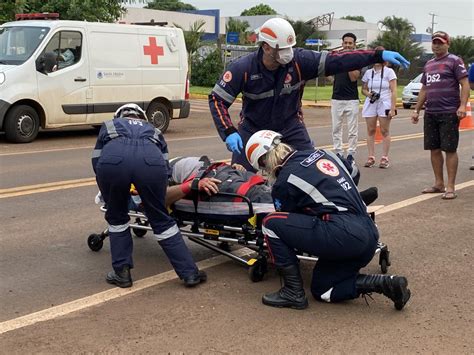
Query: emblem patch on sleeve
316 159 340 177
223 71 233 83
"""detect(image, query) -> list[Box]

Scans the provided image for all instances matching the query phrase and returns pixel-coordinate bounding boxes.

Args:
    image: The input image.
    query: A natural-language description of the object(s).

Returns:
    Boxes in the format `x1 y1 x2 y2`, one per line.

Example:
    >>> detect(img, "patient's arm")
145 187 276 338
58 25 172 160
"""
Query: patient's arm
165 177 222 207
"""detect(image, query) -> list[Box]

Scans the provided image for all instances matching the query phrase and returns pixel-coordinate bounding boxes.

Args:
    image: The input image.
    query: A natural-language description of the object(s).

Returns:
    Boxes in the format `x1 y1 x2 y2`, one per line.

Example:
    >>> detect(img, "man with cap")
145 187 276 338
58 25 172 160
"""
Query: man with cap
209 17 411 171
411 31 470 199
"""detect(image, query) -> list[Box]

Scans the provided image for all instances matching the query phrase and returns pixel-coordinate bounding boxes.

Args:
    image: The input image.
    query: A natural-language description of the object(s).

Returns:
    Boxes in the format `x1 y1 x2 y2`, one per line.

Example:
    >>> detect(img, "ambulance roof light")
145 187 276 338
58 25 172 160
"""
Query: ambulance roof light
15 13 60 21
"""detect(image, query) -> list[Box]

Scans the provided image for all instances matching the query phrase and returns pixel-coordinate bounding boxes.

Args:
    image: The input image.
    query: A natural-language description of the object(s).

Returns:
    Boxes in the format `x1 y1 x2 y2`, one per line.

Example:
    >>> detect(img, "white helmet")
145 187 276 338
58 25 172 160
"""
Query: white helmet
114 103 147 120
257 18 296 49
245 130 283 170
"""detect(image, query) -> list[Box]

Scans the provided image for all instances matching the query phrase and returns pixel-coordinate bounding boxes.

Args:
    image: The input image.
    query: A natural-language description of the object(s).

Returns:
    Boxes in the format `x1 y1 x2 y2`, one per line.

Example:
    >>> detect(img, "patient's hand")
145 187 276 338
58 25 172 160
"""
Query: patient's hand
231 163 246 172
198 177 221 195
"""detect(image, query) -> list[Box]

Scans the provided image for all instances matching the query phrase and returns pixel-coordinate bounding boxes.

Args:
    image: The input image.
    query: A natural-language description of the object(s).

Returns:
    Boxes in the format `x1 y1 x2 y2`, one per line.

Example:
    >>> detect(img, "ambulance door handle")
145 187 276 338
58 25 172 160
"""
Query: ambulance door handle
74 77 87 82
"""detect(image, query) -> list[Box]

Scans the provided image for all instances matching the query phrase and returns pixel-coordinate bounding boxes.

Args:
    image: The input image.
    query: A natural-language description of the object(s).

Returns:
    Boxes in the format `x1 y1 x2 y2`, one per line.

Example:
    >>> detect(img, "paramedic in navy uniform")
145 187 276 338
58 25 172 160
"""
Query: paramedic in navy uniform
209 17 410 171
245 130 411 310
92 104 206 288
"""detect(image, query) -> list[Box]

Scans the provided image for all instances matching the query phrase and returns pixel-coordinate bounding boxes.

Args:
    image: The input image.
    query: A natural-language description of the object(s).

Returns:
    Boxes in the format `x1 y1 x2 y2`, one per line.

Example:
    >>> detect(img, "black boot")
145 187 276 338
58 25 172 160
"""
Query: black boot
183 270 207 287
106 265 132 288
356 274 411 310
359 187 378 206
262 264 308 310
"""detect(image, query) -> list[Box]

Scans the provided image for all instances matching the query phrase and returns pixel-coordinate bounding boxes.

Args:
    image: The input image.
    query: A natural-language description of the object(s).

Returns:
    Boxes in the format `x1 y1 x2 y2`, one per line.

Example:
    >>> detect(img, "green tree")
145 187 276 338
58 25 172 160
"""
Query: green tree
226 17 250 45
340 15 366 22
174 19 205 76
146 0 196 11
288 19 326 49
240 3 277 16
0 0 128 23
449 36 474 65
191 48 223 86
371 16 423 72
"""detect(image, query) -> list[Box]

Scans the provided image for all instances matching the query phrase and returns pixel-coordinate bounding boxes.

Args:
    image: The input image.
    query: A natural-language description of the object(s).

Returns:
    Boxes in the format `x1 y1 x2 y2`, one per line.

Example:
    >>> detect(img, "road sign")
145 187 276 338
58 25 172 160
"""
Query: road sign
226 32 240 44
305 38 323 46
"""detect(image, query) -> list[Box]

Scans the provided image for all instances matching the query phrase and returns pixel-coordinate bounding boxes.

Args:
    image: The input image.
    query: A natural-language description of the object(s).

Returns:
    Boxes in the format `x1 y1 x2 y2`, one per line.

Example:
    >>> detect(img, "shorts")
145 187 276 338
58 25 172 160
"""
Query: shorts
423 112 459 152
362 98 390 117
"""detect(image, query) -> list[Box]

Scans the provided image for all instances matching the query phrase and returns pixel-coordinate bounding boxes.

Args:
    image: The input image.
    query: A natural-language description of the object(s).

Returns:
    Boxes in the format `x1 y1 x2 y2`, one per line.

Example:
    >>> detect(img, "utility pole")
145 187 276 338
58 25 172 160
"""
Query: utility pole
428 13 437 34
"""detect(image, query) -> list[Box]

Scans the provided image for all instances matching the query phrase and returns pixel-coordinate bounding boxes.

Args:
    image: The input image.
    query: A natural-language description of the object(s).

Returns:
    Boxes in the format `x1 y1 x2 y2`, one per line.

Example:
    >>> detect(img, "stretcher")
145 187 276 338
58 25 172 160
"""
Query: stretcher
88 192 391 282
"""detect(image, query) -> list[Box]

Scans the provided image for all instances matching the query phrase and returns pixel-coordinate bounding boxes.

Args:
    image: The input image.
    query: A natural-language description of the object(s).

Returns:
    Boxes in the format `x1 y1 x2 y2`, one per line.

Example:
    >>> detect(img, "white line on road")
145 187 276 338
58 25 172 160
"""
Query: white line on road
1 179 473 335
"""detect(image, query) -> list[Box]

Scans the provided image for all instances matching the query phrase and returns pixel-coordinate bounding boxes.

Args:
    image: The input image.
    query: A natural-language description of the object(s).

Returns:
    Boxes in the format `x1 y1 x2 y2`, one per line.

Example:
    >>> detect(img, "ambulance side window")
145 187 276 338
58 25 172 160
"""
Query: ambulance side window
40 31 82 72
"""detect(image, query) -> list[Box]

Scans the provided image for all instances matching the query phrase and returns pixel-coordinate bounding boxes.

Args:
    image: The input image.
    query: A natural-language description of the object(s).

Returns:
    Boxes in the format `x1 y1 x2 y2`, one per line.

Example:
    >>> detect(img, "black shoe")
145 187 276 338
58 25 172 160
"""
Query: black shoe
356 274 411 310
106 266 132 288
183 270 207 287
262 264 308 310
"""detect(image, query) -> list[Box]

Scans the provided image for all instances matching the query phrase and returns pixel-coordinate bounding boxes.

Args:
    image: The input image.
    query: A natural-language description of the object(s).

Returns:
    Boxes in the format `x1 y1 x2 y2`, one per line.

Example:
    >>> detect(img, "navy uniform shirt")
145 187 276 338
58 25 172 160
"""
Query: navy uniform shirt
272 149 366 216
91 117 169 174
209 47 383 141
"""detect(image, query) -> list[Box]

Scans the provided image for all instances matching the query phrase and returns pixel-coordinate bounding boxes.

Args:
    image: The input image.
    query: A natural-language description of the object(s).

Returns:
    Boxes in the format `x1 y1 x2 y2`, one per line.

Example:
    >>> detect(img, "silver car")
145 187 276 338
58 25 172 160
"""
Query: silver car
402 74 423 109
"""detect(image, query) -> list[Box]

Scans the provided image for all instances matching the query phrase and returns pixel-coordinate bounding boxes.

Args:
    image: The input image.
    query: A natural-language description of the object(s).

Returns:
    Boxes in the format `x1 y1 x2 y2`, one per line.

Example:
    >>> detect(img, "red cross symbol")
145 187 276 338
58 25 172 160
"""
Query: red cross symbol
322 162 336 172
143 37 164 65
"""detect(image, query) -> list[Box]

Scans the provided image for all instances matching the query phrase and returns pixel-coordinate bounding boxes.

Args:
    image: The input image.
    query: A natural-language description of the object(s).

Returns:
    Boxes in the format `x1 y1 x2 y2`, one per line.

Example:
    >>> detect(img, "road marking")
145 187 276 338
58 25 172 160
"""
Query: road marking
0 178 96 199
0 180 472 335
0 249 252 335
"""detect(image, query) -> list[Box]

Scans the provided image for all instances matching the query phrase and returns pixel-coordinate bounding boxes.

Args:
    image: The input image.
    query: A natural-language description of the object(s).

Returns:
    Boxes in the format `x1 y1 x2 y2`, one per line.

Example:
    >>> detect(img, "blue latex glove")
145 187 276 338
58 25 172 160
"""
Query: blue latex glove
225 132 243 154
382 50 410 69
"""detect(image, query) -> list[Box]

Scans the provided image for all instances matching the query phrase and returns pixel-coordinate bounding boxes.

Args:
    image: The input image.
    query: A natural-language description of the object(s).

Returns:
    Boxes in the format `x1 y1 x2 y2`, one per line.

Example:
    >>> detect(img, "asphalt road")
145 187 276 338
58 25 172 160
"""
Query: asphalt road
0 100 473 353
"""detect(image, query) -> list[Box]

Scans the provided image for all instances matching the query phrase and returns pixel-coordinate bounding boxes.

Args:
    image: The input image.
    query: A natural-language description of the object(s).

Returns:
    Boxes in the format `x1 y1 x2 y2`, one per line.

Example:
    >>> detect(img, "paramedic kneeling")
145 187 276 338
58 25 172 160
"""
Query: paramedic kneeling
245 130 411 310
92 104 206 288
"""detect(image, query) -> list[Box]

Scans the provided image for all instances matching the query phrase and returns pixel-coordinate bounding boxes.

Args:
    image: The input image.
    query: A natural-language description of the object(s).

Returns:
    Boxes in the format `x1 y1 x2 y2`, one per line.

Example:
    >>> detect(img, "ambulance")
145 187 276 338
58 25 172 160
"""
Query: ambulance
0 13 190 143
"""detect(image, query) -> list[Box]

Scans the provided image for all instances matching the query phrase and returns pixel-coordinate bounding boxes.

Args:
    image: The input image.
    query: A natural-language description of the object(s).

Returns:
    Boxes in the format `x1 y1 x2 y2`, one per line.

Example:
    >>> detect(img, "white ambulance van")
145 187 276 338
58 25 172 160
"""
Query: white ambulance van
0 14 190 143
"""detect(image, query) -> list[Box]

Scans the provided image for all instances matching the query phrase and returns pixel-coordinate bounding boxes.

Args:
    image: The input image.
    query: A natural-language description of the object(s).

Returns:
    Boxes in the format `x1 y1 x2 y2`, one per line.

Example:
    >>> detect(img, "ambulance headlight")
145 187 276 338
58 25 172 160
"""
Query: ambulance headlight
0 72 5 85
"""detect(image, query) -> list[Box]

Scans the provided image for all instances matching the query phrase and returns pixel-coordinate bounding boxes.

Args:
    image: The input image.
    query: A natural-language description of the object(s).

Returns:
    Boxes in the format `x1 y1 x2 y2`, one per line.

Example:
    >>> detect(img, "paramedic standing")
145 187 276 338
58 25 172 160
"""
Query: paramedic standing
331 33 360 160
411 31 469 199
92 104 206 288
245 130 411 311
209 17 410 171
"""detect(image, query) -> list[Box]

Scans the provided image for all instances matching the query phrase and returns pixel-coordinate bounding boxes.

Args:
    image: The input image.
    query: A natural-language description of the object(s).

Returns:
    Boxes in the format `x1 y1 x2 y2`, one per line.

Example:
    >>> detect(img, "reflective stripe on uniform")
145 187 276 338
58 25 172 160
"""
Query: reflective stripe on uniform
280 81 303 96
243 89 274 100
287 174 348 212
318 51 328 77
320 287 333 302
262 225 280 239
154 223 180 241
108 223 129 233
212 84 236 104
105 120 119 138
92 149 102 158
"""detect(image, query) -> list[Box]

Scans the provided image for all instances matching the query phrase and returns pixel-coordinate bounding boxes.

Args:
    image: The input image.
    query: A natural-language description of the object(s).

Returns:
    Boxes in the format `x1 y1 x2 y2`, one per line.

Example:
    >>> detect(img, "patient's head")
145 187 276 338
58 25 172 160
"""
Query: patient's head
170 156 209 184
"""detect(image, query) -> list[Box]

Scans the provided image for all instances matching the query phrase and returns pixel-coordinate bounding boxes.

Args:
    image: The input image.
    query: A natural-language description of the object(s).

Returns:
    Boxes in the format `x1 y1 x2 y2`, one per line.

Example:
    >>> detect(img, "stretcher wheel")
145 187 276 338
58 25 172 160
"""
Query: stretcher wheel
249 258 267 282
88 234 104 252
133 228 147 238
379 250 390 274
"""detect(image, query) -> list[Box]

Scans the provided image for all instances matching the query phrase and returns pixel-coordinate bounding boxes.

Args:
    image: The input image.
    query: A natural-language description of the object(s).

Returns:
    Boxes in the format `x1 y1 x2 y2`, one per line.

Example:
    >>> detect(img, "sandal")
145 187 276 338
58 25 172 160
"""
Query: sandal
379 156 390 169
364 156 376 168
421 186 446 194
441 191 457 200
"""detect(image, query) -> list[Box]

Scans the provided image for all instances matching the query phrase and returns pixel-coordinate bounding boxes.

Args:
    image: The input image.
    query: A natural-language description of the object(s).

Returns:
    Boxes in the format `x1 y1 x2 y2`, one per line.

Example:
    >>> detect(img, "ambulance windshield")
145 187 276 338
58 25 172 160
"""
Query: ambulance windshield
0 26 50 65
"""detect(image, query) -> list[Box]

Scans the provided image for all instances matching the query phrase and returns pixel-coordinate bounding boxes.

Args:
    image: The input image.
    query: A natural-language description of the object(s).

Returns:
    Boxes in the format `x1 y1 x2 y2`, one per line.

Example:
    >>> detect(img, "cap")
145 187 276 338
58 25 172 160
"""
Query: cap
432 31 450 44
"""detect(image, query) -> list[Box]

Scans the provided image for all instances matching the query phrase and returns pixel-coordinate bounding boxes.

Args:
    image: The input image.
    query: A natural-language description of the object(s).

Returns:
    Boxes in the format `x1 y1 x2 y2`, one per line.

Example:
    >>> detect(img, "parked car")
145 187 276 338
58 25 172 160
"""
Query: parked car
402 73 423 109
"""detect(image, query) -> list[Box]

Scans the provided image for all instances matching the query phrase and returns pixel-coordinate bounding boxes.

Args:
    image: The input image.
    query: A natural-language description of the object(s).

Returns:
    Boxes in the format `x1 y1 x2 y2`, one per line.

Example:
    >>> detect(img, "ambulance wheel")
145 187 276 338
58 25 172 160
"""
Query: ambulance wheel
403 103 411 109
147 102 170 133
88 234 104 252
4 105 40 143
249 259 267 282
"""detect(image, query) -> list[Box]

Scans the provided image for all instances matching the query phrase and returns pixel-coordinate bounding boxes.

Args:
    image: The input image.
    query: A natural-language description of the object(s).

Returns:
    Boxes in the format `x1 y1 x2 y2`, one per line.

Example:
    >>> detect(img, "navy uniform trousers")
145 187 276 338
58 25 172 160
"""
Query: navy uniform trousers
262 212 379 302
96 138 198 279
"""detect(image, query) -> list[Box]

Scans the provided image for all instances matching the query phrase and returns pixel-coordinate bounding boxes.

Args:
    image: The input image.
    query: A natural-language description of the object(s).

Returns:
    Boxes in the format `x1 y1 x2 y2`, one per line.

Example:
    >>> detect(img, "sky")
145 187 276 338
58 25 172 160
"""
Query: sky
185 0 473 37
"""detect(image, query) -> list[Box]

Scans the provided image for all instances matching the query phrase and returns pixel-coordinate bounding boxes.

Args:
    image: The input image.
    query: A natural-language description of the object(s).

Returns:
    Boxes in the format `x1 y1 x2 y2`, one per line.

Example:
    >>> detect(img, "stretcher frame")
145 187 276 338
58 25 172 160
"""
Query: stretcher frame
88 192 391 282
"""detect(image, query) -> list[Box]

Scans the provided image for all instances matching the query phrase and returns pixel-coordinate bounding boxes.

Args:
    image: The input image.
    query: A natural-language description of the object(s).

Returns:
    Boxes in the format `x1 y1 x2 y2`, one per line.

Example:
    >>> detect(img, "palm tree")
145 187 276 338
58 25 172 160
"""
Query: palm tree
288 20 326 49
371 16 424 72
449 36 474 65
225 17 250 44
174 20 206 76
